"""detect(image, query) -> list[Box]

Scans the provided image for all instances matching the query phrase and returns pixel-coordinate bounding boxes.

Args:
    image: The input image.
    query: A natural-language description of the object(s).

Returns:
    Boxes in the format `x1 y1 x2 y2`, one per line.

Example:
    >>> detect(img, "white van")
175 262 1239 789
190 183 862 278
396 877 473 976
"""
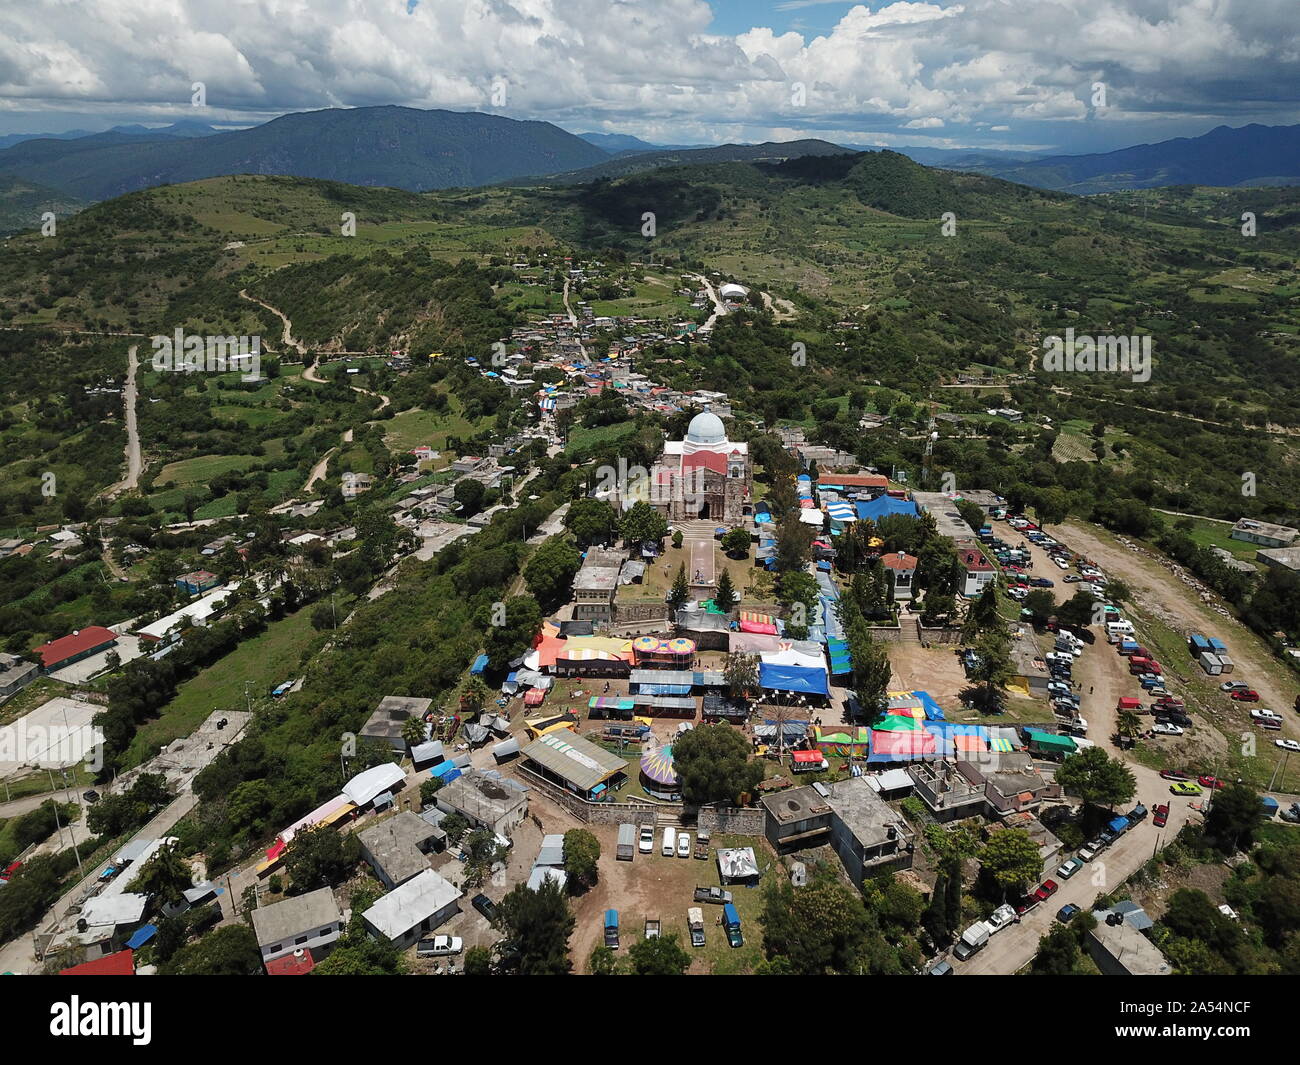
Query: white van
1106 620 1134 638
661 826 676 857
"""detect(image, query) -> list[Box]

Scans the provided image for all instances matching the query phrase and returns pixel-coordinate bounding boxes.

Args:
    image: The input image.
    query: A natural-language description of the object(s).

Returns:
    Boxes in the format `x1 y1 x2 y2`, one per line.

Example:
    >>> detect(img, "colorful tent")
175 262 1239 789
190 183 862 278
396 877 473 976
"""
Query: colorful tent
814 726 870 757
640 745 679 786
869 728 937 762
854 496 919 522
523 687 547 706
739 610 778 635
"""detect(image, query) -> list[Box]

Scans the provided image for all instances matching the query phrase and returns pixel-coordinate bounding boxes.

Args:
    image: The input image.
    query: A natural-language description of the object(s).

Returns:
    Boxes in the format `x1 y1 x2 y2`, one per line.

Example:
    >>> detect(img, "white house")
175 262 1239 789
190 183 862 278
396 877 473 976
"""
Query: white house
251 886 344 965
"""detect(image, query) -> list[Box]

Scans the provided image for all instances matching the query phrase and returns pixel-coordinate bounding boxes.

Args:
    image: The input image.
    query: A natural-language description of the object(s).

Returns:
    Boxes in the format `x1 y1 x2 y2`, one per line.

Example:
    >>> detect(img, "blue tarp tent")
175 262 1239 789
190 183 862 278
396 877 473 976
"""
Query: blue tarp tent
470 654 489 675
126 924 157 949
854 496 919 522
759 662 830 697
913 689 946 721
430 761 461 781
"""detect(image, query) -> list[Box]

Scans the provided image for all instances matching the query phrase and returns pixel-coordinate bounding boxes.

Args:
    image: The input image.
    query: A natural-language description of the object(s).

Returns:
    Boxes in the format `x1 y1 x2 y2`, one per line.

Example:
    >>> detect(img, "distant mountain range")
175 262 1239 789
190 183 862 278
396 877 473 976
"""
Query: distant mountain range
0 107 1297 217
0 107 608 201
965 123 1300 193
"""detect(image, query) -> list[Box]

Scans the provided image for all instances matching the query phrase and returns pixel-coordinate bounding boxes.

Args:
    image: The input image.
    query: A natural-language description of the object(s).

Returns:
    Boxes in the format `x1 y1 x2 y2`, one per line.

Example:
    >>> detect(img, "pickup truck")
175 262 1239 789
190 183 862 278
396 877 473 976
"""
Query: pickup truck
694 830 710 859
644 917 661 940
688 908 706 948
694 886 733 905
985 904 1016 933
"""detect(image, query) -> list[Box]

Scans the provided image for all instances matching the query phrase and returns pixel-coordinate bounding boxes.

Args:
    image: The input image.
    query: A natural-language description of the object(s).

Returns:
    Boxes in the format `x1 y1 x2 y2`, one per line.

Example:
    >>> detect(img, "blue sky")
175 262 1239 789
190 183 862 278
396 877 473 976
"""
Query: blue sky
0 0 1296 153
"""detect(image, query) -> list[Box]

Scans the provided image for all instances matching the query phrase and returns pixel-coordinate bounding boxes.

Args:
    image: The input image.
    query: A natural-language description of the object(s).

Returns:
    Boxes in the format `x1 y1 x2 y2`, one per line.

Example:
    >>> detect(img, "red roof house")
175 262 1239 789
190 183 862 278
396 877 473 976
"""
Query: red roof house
265 950 316 975
32 626 118 671
60 948 135 975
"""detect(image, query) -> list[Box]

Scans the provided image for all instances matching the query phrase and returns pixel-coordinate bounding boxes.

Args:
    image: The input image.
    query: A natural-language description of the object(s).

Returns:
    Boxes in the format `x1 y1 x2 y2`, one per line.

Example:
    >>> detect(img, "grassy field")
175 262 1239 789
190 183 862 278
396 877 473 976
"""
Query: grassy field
123 601 330 767
383 399 485 454
1168 515 1262 565
155 454 261 487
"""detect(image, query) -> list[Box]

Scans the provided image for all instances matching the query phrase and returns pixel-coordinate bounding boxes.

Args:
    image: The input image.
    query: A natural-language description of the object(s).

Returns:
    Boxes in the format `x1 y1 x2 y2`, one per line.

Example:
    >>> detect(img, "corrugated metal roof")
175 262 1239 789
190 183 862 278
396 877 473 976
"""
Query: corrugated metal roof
521 732 626 791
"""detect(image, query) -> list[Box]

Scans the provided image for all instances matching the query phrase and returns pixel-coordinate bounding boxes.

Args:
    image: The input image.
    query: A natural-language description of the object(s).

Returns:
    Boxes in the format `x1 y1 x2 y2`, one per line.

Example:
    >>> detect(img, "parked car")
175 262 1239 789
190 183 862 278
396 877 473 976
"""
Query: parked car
81 790 100 803
1160 769 1192 781
416 935 463 958
1171 781 1203 796
1077 842 1102 863
1153 803 1170 827
1198 775 1226 789
1157 711 1193 727
638 825 654 853
1230 690 1261 702
1 860 22 881
1031 577 1055 587
1056 858 1084 880
694 886 733 905
1282 803 1300 824
1057 904 1081 923
1276 739 1300 753
1220 680 1250 693
603 910 620 949
1127 805 1149 822
677 833 691 858
1152 722 1184 736
471 893 499 923
1032 879 1060 902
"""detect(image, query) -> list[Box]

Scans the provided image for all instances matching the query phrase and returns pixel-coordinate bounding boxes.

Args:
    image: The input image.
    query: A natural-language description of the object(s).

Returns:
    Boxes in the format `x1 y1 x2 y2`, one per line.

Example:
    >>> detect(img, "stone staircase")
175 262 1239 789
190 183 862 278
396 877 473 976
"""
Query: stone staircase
900 616 921 642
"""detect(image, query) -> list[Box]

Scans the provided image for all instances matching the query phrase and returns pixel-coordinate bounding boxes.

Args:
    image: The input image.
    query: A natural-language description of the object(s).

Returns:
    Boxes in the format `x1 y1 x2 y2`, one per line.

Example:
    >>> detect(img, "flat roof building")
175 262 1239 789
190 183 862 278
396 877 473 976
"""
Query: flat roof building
1087 915 1171 976
251 886 344 965
357 812 444 889
362 868 462 947
434 769 529 836
361 696 432 752
1230 518 1297 549
824 777 914 885
761 784 833 852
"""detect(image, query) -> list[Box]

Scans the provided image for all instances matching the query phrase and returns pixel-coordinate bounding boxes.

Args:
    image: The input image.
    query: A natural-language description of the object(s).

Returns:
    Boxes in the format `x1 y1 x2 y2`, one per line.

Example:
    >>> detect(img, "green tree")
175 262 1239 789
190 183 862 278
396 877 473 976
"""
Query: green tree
524 536 582 609
628 933 691 975
441 812 470 845
401 714 429 750
454 478 487 517
672 723 763 805
979 828 1043 897
127 840 193 907
966 629 1014 713
1054 747 1137 814
563 498 617 546
588 944 621 975
284 823 361 892
668 563 690 613
496 877 575 975
1022 589 1056 624
1203 783 1265 854
721 528 751 557
563 828 601 892
1030 926 1080 974
619 501 667 545
714 569 738 613
723 651 759 698
961 584 1002 640
463 945 493 974
760 879 872 975
480 595 542 667
161 924 263 975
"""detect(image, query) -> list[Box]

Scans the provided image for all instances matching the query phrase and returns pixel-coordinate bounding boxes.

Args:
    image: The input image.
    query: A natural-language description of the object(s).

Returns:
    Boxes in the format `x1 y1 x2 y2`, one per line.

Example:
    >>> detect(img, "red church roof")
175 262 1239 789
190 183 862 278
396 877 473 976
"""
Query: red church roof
880 552 917 571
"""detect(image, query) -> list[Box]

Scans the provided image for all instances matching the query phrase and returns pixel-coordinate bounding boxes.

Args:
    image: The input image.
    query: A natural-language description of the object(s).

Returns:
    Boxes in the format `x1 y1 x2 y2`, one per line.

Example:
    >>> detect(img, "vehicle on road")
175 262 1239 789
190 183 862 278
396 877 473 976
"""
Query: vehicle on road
638 825 654 853
1221 681 1250 693
1127 804 1148 822
1153 803 1170 827
953 920 992 959
694 886 733 904
1056 858 1084 880
1077 842 1102 862
1032 879 1060 902
82 789 100 803
1231 690 1261 702
985 904 1017 933
1171 781 1203 796
416 935 463 958
1160 769 1192 781
1198 775 1226 789
1057 904 1081 923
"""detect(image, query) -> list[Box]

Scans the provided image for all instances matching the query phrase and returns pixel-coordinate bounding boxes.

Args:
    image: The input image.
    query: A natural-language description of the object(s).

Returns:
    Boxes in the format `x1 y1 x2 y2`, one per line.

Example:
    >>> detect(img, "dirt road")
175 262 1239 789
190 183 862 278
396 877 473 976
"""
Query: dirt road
240 289 305 357
1061 520 1300 742
103 344 141 498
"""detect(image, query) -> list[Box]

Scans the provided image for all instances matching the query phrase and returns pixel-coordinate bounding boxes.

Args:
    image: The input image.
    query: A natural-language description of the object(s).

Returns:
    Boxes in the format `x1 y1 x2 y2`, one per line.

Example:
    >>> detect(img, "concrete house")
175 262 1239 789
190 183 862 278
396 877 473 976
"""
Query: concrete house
362 869 462 948
357 812 445 889
250 887 343 966
823 777 914 884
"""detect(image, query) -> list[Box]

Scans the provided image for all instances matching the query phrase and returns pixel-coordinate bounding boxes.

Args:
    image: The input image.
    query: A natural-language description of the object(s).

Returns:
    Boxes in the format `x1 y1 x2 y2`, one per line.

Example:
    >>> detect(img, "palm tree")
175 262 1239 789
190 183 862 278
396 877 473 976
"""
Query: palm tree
401 714 429 750
1116 708 1142 748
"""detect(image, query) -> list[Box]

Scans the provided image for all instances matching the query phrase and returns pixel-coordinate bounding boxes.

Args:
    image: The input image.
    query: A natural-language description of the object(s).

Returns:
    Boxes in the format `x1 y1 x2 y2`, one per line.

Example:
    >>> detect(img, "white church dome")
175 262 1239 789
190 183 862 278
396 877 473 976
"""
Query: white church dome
685 410 727 445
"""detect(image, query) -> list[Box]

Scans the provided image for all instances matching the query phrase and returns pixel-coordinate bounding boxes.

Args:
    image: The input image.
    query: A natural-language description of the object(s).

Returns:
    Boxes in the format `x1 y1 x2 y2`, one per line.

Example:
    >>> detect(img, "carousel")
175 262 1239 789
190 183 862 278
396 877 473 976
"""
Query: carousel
639 743 682 801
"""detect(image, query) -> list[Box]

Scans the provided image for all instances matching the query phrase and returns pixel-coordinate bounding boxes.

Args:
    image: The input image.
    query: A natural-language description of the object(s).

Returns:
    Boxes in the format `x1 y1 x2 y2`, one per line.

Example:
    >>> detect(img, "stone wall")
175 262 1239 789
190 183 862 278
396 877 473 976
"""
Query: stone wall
613 602 671 628
517 766 669 825
866 625 903 643
695 804 766 835
919 626 962 645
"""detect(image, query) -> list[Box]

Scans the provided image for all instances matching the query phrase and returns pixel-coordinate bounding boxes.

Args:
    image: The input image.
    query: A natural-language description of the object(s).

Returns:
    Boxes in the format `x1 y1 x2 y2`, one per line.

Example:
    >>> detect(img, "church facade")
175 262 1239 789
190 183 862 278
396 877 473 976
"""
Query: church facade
649 411 752 524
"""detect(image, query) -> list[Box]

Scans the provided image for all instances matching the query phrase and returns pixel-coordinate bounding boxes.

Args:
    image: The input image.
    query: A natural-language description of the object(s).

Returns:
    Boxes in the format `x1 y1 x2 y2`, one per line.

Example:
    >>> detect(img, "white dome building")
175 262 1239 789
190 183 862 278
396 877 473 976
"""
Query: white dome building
685 410 728 446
